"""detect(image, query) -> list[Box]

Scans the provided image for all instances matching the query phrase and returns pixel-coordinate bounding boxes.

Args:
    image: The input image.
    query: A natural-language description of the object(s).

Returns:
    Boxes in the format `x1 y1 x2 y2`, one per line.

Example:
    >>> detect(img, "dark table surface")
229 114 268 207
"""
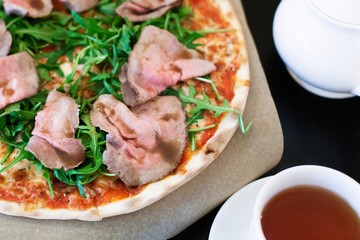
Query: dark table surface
171 0 360 239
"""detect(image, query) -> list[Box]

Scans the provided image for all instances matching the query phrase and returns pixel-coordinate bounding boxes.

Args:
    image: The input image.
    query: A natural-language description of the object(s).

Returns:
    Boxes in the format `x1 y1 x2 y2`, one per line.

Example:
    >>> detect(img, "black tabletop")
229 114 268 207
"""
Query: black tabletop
171 0 360 239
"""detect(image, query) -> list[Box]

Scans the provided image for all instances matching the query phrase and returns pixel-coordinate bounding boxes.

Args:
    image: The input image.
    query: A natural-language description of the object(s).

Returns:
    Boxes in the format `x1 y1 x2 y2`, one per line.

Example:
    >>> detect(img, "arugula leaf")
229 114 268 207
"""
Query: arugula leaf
97 0 124 15
31 160 55 198
165 85 252 135
195 76 221 100
52 114 110 198
188 124 217 133
164 85 252 151
177 85 235 118
117 24 133 55
0 145 33 174
71 11 114 36
0 145 14 165
15 26 67 43
6 18 68 55
0 103 21 118
0 91 47 145
186 110 204 127
189 133 197 151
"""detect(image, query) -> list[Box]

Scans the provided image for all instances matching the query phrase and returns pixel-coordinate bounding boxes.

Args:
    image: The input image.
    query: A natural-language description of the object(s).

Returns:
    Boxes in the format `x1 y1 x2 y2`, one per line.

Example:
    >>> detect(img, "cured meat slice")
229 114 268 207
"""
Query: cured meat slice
120 25 216 107
116 0 182 22
132 0 182 9
3 0 53 18
0 20 12 57
60 0 98 13
90 94 187 186
25 91 85 171
0 51 39 110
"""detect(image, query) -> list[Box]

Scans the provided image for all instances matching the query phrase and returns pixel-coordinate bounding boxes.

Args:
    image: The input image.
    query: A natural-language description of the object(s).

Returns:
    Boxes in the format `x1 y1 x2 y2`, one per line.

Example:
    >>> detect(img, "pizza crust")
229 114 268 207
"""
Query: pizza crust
0 201 101 221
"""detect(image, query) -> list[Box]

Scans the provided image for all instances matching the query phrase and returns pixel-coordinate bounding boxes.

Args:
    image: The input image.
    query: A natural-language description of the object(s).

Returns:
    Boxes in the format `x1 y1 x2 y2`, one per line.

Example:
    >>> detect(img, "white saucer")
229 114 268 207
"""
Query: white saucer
209 177 271 240
287 67 355 99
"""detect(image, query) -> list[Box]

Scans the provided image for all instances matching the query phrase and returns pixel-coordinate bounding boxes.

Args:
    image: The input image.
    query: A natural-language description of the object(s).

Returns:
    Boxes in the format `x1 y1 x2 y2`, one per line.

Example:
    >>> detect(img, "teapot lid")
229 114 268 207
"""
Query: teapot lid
311 0 360 25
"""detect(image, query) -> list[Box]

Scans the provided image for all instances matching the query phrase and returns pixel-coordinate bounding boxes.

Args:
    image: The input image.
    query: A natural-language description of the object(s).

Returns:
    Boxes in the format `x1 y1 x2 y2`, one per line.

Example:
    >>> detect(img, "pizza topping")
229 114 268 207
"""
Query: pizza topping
0 51 40 110
116 0 182 22
131 0 182 10
0 20 11 57
165 84 252 150
60 0 98 13
25 90 85 171
3 0 53 18
120 25 216 107
90 94 187 186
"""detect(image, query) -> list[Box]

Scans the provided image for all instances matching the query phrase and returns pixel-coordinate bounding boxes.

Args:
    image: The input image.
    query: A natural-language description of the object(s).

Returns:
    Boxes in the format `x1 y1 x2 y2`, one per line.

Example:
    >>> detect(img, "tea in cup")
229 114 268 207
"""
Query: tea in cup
248 165 360 240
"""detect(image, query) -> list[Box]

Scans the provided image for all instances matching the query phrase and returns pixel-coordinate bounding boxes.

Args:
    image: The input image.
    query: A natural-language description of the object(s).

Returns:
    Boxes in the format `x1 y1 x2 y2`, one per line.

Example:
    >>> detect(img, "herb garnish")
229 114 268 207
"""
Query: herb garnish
164 85 252 151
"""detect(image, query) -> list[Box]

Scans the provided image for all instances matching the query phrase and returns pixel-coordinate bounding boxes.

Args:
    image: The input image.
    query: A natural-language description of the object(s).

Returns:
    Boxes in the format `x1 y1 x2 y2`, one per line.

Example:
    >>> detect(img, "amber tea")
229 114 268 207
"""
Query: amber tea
261 185 360 240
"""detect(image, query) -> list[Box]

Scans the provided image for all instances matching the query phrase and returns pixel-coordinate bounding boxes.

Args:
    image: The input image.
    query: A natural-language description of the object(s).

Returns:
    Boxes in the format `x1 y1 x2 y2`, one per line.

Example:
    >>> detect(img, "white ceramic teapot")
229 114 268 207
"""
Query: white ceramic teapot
273 0 360 98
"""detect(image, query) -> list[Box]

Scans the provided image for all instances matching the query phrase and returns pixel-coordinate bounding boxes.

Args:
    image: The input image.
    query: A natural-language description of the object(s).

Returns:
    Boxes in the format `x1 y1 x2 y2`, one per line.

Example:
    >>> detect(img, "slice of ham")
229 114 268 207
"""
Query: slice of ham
60 0 98 13
0 51 39 110
3 0 53 18
25 91 85 171
132 0 181 9
90 94 187 186
120 25 216 107
116 0 182 22
0 20 12 57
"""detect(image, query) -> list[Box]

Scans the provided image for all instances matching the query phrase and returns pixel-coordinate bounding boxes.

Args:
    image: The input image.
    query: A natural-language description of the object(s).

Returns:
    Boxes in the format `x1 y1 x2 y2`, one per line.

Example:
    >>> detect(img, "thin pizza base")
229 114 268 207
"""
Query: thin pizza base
0 0 249 220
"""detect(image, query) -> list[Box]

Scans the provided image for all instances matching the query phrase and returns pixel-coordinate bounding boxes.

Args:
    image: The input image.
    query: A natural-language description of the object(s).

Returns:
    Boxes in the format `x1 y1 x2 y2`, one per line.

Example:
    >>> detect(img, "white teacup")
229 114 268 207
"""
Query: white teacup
248 165 360 239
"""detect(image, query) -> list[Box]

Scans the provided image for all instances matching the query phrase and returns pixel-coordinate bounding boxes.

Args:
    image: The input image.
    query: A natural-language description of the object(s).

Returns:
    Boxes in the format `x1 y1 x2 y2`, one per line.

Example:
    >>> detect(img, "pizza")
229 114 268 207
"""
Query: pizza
0 0 250 220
